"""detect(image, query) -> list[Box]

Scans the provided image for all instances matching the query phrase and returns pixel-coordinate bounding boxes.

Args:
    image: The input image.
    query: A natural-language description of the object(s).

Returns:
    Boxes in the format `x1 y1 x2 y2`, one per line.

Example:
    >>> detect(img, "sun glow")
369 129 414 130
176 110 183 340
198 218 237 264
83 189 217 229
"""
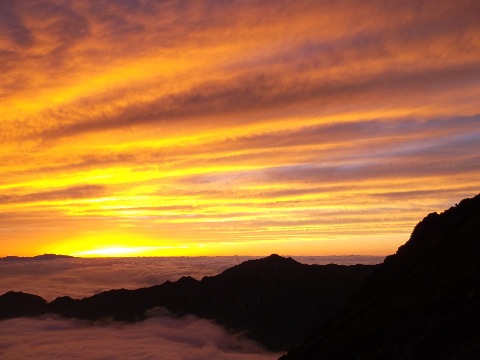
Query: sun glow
73 246 163 257
46 231 187 258
52 236 196 258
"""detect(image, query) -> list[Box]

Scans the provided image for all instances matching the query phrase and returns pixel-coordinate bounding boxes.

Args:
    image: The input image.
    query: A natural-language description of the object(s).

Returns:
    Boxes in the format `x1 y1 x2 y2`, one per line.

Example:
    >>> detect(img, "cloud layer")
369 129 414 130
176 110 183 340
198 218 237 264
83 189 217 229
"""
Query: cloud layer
1 0 479 256
0 316 280 360
0 256 384 301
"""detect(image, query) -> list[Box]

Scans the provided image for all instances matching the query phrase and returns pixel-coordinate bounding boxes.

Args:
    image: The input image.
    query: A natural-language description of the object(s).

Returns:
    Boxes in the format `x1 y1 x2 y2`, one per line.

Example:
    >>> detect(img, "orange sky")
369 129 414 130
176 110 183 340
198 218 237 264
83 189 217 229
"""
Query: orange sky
1 0 479 257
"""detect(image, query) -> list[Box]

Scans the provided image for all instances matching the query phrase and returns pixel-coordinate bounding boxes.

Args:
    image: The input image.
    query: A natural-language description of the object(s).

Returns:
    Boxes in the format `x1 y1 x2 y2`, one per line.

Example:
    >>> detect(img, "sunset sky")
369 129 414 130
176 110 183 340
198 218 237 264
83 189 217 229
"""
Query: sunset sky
1 0 479 257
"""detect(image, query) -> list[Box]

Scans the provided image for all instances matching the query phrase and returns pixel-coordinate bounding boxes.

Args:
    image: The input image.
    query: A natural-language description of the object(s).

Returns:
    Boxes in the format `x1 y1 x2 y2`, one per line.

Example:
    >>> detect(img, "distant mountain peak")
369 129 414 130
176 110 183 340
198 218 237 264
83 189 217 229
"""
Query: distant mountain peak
0 254 75 261
262 253 299 264
34 254 75 260
216 254 302 279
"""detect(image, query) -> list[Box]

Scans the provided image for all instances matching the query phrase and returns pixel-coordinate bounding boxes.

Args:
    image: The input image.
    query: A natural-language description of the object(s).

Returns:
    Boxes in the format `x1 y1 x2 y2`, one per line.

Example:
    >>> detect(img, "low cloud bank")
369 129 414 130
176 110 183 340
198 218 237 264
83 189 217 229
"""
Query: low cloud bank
0 257 258 301
0 256 384 301
0 315 281 360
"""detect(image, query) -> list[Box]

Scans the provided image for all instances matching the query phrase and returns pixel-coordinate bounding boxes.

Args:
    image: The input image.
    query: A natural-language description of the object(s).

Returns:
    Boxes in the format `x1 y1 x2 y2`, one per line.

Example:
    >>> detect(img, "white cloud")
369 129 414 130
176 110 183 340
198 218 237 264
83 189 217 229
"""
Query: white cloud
0 315 281 360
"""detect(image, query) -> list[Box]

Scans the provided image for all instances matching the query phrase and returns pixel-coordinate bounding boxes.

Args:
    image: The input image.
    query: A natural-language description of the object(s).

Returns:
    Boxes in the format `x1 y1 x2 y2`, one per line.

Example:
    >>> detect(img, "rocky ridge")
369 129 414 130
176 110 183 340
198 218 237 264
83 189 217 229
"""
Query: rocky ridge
282 194 480 359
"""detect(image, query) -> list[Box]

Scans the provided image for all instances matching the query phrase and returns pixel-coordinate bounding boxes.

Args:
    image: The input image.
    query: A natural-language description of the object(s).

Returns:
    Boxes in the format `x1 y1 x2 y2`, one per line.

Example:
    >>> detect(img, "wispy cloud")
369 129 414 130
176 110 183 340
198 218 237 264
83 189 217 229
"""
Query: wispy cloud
0 185 105 204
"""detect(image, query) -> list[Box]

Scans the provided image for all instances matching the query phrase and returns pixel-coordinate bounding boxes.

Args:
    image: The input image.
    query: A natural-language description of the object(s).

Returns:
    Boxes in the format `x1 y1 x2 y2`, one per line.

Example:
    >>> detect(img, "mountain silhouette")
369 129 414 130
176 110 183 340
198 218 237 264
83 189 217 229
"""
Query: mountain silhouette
0 254 374 351
282 193 480 359
3 194 477 356
0 254 75 261
0 291 48 318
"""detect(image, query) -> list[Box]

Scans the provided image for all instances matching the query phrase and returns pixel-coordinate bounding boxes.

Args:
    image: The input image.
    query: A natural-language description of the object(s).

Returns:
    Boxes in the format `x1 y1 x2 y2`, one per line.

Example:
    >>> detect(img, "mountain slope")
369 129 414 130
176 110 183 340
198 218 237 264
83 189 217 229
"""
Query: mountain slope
0 254 375 351
282 194 480 359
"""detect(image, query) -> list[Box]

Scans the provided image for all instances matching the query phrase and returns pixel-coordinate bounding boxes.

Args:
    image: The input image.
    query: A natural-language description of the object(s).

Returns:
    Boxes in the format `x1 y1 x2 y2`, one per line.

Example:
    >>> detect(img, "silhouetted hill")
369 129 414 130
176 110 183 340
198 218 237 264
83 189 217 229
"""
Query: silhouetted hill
0 291 47 318
0 254 374 351
282 194 480 359
0 254 75 261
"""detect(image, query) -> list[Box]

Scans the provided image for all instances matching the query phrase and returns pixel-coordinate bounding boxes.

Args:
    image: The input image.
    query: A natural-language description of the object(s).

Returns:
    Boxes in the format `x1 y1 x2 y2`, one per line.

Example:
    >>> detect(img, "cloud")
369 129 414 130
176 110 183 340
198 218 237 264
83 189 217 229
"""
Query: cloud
2 0 479 142
0 316 280 360
0 1 34 47
28 60 480 142
0 185 106 205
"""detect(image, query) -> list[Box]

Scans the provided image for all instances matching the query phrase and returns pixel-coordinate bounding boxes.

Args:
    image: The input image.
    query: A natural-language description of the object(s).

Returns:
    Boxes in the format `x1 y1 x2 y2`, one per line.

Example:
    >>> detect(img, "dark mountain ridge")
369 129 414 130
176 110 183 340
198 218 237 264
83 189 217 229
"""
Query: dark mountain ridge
282 193 480 359
0 254 375 351
4 194 478 356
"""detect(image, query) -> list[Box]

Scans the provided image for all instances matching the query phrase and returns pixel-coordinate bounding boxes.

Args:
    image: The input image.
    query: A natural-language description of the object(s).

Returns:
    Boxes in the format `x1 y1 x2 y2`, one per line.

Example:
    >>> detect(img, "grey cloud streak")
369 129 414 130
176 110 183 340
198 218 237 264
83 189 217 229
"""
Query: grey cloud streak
6 115 480 183
0 1 34 47
0 185 106 204
171 133 480 188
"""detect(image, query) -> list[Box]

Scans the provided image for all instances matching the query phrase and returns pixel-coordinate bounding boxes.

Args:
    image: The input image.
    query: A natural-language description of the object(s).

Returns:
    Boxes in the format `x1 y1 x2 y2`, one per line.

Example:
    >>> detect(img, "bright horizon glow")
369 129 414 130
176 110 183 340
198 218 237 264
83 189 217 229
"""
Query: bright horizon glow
72 246 183 257
1 1 479 257
44 234 411 258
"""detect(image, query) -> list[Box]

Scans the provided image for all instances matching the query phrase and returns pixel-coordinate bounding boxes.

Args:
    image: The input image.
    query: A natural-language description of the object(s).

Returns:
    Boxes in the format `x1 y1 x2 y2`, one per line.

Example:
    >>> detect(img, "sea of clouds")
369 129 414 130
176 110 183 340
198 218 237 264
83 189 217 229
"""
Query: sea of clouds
0 256 384 360
0 256 384 300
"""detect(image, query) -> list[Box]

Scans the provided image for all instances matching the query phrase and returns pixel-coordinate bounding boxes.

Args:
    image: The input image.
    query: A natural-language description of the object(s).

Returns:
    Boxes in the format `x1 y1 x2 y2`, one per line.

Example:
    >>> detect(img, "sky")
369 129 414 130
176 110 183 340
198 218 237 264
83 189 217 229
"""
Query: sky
1 0 479 257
